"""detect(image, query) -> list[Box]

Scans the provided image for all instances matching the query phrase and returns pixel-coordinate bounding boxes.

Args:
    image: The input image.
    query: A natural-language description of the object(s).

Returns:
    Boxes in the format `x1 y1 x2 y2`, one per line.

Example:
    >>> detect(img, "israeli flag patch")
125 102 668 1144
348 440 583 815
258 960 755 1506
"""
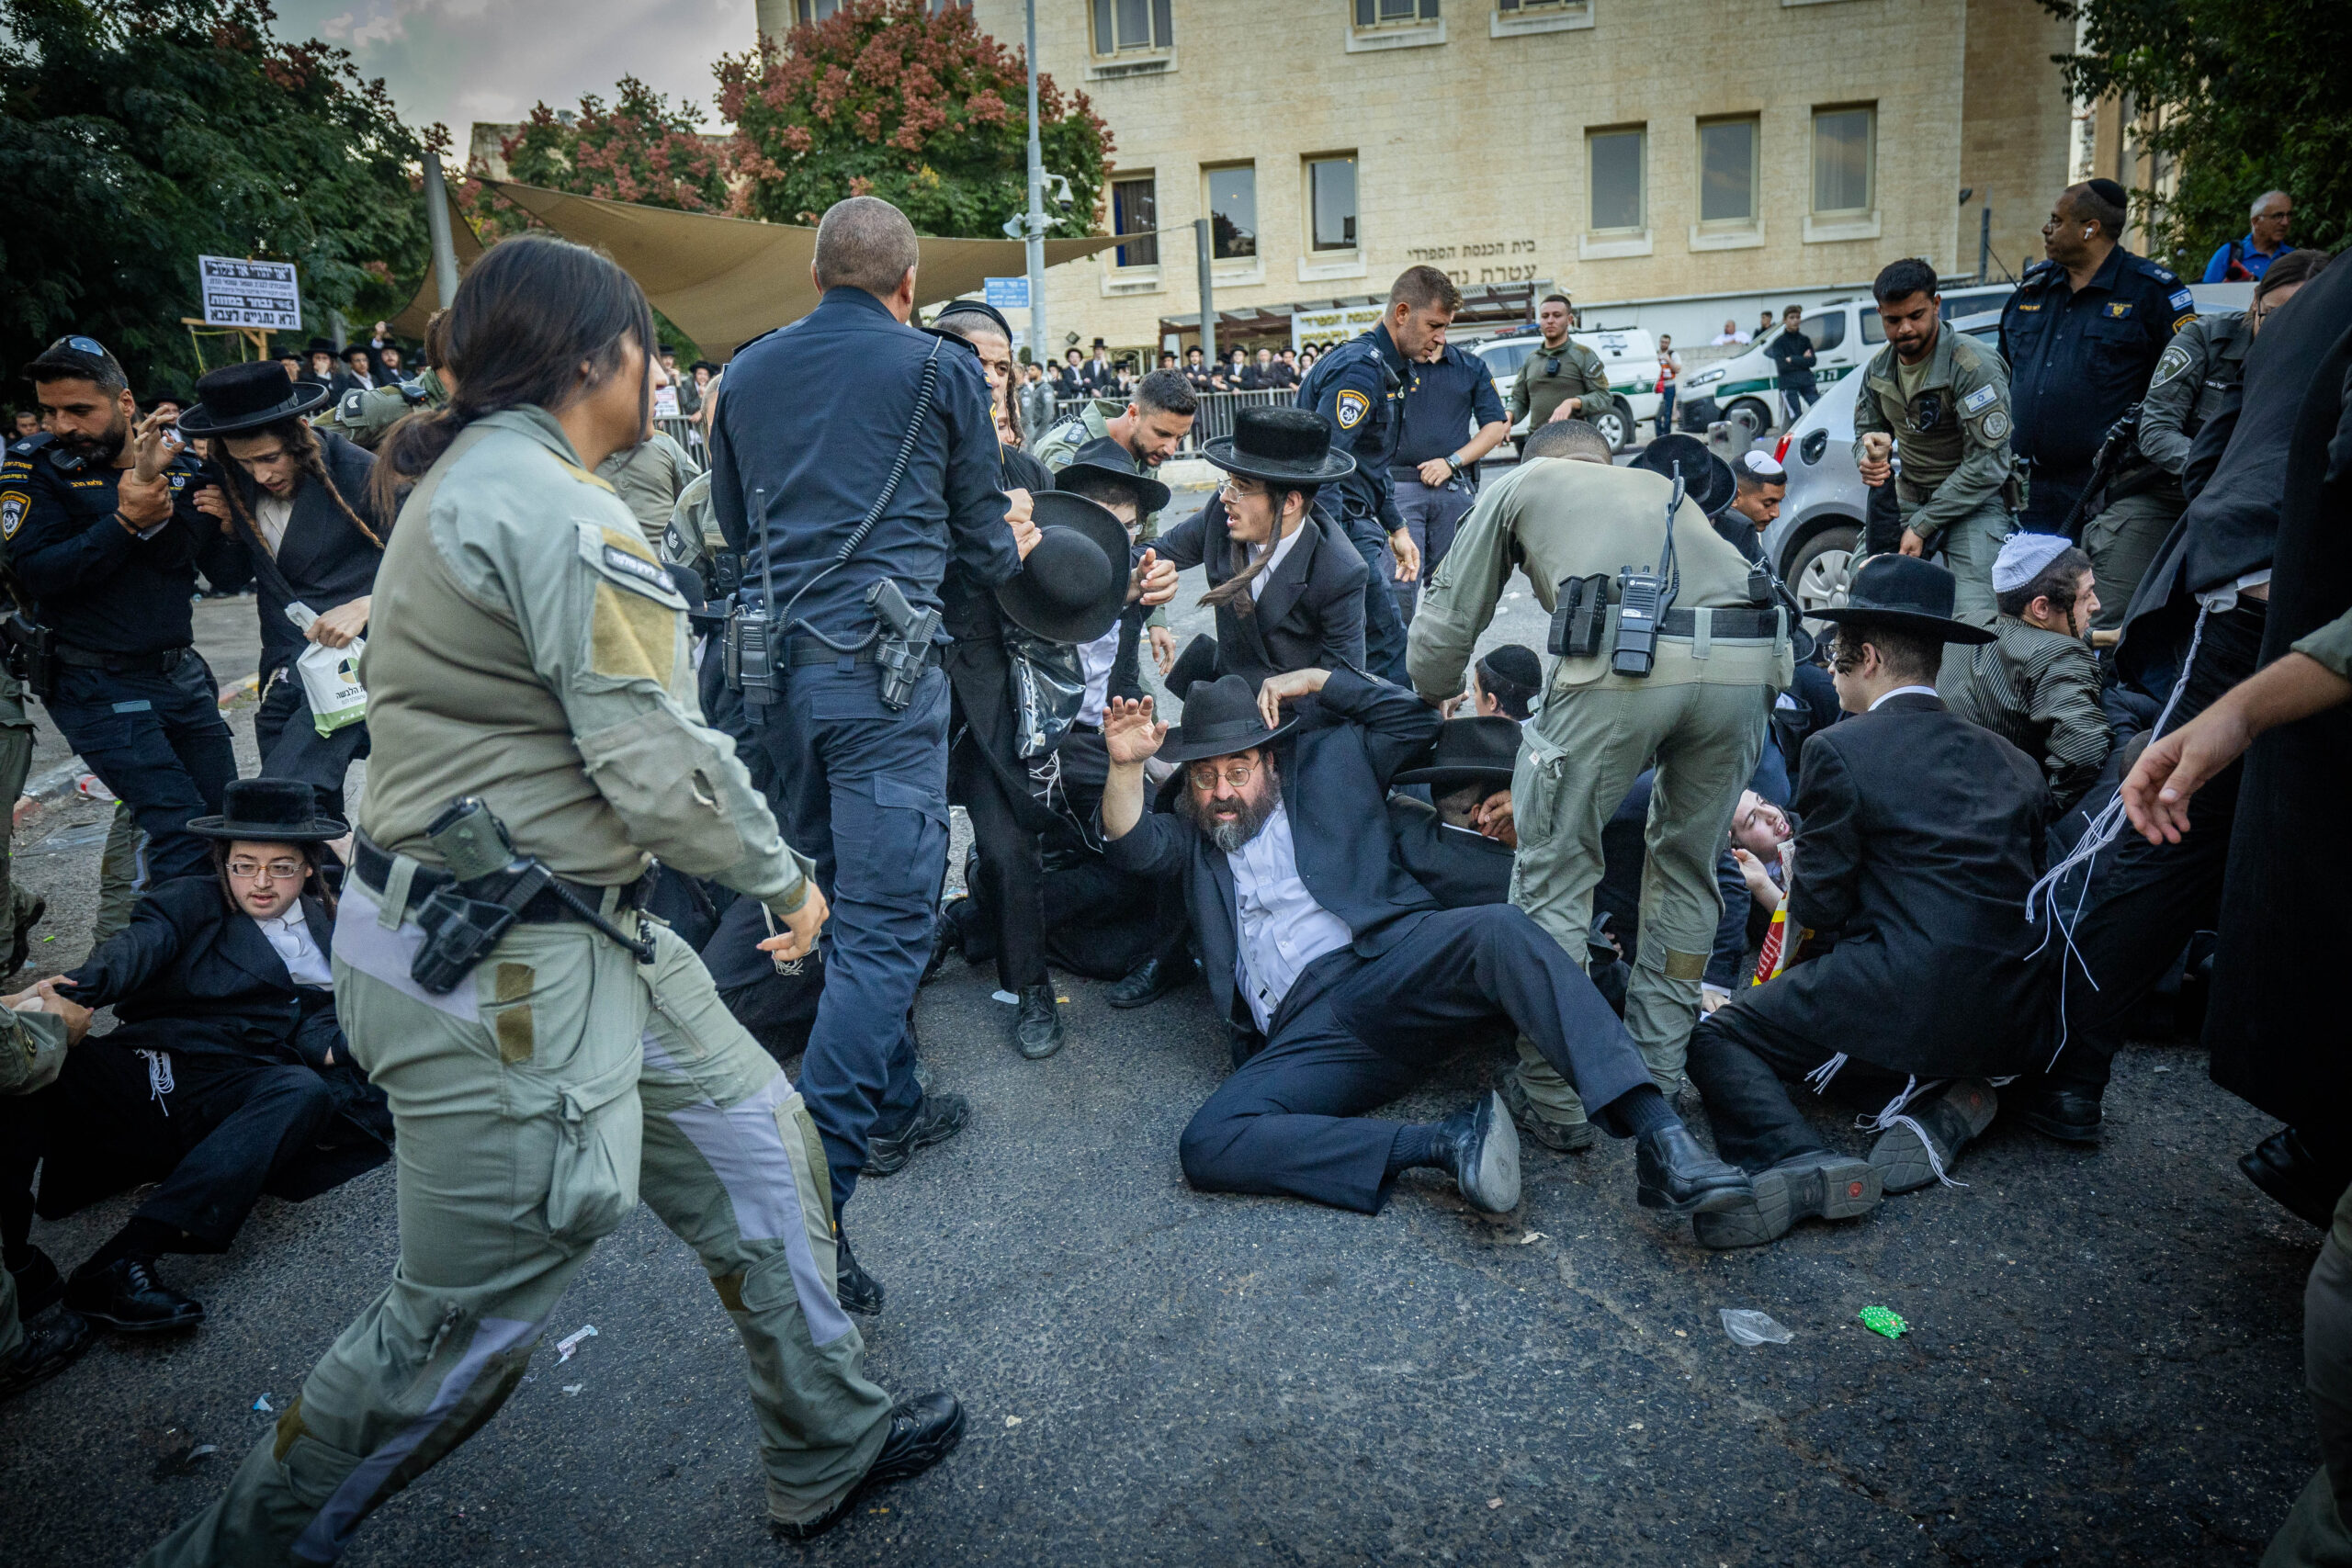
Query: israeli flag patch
1961 384 1998 415
2169 288 2195 311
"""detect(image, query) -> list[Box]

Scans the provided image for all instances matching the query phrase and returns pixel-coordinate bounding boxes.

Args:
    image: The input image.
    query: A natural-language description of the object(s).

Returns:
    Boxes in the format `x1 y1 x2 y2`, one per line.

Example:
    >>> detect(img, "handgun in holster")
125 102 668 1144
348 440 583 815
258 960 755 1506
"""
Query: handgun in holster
2 615 57 701
407 797 650 994
866 578 941 712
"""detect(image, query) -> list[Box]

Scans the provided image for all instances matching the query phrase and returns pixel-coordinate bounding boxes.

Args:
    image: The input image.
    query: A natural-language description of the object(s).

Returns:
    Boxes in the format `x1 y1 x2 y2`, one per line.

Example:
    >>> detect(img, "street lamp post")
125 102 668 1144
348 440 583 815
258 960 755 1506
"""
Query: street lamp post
1195 218 1216 371
423 150 460 310
1023 0 1047 366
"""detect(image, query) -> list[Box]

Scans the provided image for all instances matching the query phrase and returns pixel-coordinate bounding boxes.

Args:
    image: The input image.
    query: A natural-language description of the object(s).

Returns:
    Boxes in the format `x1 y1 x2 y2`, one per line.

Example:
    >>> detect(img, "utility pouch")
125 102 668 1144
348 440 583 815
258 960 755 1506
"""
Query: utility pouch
1547 574 1611 660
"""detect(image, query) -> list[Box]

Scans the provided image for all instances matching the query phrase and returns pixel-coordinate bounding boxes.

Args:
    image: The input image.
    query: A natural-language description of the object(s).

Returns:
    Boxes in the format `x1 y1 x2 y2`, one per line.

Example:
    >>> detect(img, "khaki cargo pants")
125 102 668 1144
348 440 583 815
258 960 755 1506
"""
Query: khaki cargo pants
1507 629 1781 1129
141 875 895 1566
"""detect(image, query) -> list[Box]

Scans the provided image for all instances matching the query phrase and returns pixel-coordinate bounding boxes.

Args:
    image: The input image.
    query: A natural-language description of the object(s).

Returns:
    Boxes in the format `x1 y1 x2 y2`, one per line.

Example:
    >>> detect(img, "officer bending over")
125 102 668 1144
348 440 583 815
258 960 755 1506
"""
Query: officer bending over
144 236 960 1562
6 336 235 886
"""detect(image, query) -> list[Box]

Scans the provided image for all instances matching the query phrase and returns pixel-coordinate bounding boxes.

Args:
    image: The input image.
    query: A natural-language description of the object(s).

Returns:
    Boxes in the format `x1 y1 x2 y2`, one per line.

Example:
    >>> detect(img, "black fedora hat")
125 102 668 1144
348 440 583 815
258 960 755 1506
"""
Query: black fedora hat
1391 716 1522 789
178 361 331 436
994 491 1132 644
1204 406 1356 487
1630 434 1736 518
186 777 348 844
303 337 340 358
1056 436 1171 517
1811 554 1996 644
1160 674 1301 764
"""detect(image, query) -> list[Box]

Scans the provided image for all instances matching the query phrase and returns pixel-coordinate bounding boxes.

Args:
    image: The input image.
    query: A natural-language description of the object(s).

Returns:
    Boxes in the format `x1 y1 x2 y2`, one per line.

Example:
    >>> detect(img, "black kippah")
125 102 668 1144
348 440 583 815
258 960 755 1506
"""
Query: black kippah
2085 177 2129 211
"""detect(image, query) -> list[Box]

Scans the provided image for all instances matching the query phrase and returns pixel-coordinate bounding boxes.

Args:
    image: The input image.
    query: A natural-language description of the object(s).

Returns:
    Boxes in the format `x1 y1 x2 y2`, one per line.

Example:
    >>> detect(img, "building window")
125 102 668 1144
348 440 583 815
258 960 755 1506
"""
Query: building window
1355 0 1438 24
1697 117 1758 226
1497 0 1574 9
1812 106 1874 215
1092 0 1171 54
1307 156 1357 252
1205 165 1257 260
1112 175 1158 267
793 0 838 22
1588 127 1645 232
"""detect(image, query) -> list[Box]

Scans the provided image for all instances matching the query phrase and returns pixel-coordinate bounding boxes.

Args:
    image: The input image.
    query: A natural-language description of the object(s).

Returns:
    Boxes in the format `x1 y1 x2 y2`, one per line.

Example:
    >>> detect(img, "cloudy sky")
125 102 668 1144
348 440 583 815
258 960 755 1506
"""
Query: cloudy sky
274 0 760 140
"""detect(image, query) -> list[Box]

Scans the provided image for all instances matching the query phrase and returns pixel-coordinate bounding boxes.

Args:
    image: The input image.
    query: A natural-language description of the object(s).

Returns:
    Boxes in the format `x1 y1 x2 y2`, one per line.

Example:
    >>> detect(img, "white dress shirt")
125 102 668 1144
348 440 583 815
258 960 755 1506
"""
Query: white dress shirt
254 492 293 558
253 908 333 988
1247 523 1306 603
1226 802 1353 1032
1076 622 1122 726
1868 683 1940 711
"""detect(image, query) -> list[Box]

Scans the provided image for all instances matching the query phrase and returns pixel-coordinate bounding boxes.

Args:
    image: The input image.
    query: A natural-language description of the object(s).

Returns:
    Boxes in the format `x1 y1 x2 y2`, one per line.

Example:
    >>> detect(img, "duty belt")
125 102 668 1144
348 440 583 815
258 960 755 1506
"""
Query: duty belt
786 639 880 668
52 642 187 674
352 833 645 927
1656 606 1780 638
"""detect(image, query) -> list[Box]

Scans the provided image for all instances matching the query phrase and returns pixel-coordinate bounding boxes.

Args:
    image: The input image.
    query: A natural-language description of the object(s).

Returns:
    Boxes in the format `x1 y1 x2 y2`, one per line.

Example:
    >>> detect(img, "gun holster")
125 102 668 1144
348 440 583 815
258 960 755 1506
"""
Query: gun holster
409 869 547 995
3 615 57 701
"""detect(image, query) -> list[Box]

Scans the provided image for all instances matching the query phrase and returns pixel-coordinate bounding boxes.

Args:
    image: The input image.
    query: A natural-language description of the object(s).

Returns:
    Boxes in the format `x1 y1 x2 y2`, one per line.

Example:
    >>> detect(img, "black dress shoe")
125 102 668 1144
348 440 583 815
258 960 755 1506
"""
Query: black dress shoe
861 1091 972 1178
1634 1125 1754 1214
1013 983 1065 1060
833 1229 885 1316
922 905 965 986
1431 1091 1521 1213
2019 1085 2102 1145
8 1246 64 1322
1694 1151 1881 1250
1108 954 1195 1010
63 1257 204 1334
0 1307 95 1401
1870 1077 1999 1192
772 1392 965 1540
2242 1128 2352 1231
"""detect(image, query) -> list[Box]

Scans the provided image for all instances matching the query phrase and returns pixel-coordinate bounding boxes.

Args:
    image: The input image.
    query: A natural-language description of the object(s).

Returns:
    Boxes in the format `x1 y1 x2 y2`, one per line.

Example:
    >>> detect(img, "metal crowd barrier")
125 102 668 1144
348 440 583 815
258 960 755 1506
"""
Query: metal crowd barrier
1038 388 1290 453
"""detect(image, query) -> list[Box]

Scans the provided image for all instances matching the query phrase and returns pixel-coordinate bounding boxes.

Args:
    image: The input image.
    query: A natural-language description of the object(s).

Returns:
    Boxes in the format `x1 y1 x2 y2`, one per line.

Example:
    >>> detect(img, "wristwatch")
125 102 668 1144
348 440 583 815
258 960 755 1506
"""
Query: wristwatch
1446 451 1468 472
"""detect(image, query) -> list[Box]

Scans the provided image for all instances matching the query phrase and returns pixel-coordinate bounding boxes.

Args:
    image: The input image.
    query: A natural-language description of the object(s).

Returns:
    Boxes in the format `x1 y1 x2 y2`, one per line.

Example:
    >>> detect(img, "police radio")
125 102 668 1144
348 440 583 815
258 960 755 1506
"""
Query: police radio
725 487 780 708
1610 465 1686 678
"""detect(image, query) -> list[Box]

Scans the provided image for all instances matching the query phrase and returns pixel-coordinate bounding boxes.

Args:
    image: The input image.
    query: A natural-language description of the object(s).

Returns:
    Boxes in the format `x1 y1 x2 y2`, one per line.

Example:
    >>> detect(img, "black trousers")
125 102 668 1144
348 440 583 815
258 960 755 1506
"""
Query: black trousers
2037 601 2266 1093
0 1032 348 1255
1685 1003 1918 1173
1179 905 1653 1213
254 667 371 822
957 739 1047 995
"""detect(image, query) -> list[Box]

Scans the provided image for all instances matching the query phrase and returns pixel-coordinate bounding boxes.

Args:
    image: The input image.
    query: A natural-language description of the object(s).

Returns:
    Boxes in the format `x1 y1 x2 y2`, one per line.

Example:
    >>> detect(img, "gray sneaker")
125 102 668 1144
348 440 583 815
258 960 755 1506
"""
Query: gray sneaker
1498 1070 1596 1152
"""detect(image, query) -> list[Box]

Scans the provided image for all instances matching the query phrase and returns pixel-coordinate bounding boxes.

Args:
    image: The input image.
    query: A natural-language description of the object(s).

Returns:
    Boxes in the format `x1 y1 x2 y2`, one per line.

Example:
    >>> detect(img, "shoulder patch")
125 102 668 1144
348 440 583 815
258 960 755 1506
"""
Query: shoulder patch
338 389 367 421
2174 314 2197 333
0 491 28 539
1335 389 1371 430
1960 384 1998 415
575 519 685 604
2168 288 2195 311
1974 409 2009 442
2150 343 2194 389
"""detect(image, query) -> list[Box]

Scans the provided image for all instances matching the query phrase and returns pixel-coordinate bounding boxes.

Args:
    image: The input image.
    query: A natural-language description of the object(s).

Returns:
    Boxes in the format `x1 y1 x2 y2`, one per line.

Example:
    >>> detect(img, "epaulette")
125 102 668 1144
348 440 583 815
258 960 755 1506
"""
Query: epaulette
2019 260 2063 287
6 434 51 458
335 389 369 423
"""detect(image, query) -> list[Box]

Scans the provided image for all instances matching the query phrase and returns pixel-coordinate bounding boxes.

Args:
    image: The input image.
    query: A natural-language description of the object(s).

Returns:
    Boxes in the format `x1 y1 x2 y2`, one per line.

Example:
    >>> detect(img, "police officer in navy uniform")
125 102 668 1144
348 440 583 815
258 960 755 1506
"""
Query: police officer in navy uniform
5 337 235 886
708 197 1039 1314
1391 332 1510 621
1999 177 2195 536
1295 266 1460 682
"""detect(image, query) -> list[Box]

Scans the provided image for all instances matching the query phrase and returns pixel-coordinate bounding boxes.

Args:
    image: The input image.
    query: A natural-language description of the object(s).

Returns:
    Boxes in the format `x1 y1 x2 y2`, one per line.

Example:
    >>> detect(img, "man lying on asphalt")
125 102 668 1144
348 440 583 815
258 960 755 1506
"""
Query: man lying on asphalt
1096 667 1751 1221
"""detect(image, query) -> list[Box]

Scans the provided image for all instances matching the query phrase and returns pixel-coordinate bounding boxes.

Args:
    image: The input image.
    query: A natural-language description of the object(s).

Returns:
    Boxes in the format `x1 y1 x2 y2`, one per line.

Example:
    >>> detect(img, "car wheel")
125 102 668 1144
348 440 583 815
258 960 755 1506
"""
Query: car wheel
1785 524 1862 628
1724 397 1773 441
1589 400 1630 453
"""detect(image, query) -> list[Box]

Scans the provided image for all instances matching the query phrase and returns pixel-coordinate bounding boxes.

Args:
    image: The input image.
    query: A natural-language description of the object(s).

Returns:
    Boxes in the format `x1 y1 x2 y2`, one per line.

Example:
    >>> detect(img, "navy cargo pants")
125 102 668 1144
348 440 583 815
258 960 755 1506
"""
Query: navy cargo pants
46 651 236 886
1340 513 1412 686
754 658 944 1210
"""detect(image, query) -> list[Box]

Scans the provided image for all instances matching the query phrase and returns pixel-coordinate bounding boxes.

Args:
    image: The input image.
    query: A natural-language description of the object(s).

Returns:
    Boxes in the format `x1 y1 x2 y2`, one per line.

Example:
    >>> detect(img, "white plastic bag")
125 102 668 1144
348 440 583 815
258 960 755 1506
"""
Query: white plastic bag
285 602 368 736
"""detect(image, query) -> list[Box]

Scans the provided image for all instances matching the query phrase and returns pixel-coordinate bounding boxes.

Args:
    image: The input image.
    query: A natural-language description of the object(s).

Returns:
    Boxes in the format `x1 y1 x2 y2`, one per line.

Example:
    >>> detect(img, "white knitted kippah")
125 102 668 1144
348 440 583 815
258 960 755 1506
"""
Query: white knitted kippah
1992 530 2073 593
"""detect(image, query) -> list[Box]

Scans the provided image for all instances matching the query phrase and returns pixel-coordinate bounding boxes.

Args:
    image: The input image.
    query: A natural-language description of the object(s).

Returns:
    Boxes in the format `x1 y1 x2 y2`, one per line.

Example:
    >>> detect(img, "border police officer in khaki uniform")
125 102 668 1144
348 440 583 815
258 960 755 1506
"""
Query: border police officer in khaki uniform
1852 259 2018 626
144 238 962 1563
1508 293 1611 434
0 994 93 1400
1411 423 1791 1145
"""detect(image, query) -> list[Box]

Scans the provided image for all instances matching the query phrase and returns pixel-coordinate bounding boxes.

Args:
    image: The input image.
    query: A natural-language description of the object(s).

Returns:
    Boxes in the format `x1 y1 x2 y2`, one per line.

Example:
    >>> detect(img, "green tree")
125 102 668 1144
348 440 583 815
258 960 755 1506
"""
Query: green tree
2043 0 2352 270
715 0 1111 238
0 0 435 394
492 77 728 213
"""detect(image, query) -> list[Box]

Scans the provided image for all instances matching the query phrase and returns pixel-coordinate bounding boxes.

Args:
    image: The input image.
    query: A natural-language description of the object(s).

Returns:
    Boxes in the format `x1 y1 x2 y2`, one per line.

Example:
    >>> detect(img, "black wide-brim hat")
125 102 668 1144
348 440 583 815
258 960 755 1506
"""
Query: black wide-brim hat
1631 434 1737 518
1811 554 1996 645
178 361 332 436
304 337 340 357
1160 673 1301 764
1056 435 1171 516
186 777 348 844
1391 716 1523 789
1204 406 1356 487
993 491 1133 645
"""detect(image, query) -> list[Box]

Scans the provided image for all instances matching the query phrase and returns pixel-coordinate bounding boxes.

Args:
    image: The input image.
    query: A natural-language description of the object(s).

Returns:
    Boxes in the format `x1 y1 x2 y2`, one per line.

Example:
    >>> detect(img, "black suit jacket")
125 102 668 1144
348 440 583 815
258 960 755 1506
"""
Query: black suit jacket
1723 693 2055 1077
200 431 390 682
1155 497 1368 689
1387 795 1513 908
1102 668 1441 1032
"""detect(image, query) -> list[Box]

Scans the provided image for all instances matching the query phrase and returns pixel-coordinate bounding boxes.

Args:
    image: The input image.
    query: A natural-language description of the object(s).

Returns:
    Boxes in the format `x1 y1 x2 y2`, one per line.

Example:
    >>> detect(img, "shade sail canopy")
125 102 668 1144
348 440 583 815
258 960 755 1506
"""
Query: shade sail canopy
394 180 1120 359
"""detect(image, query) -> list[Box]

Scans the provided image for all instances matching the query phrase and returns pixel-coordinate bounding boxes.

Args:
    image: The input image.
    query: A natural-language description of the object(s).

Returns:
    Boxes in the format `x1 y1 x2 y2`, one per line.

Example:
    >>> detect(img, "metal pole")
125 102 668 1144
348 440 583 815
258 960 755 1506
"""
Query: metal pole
328 308 347 353
1023 0 1047 367
1195 218 1216 371
1977 207 1992 285
424 151 460 310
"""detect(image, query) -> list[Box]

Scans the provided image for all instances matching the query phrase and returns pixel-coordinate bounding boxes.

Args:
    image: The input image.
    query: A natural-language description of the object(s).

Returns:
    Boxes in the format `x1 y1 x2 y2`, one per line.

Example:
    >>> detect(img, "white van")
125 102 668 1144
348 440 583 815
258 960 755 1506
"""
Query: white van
1469 327 1664 454
1679 283 2016 433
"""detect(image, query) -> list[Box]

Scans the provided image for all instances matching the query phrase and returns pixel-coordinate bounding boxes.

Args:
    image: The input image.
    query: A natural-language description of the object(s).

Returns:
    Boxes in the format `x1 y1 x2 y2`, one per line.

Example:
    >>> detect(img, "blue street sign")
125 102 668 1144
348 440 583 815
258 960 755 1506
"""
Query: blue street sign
984 276 1032 310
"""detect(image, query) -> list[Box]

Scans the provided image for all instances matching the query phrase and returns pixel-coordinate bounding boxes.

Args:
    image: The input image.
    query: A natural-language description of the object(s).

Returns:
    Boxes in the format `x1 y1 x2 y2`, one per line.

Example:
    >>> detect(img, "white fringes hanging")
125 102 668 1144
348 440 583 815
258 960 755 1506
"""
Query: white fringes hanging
1804 1052 1849 1095
1856 1075 1966 1188
136 1048 174 1115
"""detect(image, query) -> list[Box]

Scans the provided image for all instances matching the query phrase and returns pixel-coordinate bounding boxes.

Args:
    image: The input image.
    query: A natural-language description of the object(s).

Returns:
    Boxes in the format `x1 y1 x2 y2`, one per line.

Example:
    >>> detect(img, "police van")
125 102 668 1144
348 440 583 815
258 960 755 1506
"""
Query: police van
1467 326 1664 455
1679 284 2017 434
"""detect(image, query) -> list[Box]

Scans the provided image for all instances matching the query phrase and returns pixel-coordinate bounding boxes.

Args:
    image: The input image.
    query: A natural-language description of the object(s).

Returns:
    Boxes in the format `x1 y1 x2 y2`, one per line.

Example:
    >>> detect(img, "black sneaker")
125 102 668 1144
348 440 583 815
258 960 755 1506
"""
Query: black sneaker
0 1308 95 1401
833 1227 885 1317
772 1393 965 1540
62 1257 204 1334
861 1092 971 1178
1013 984 1064 1060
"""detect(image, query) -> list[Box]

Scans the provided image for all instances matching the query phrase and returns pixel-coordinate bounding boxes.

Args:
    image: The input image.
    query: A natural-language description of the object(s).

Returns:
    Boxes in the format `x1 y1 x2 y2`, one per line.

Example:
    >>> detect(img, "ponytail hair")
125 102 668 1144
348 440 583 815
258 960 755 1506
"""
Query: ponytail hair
369 235 657 519
1199 485 1317 617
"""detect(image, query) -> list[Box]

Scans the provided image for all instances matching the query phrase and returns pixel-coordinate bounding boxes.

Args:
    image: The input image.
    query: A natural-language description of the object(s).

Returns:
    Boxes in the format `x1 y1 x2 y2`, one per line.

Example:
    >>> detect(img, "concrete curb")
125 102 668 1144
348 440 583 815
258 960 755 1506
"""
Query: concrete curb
10 671 259 829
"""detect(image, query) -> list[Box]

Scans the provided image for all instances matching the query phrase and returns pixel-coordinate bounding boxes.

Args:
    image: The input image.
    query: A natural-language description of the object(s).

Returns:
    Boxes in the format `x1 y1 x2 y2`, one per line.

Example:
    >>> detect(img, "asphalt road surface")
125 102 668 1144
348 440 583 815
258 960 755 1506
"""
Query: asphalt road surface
0 545 2325 1566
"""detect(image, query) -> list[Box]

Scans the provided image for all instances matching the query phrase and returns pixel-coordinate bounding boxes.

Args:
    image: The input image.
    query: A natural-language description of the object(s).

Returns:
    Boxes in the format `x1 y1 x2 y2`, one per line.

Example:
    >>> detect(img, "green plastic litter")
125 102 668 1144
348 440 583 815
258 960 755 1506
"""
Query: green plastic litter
1859 1305 1907 1340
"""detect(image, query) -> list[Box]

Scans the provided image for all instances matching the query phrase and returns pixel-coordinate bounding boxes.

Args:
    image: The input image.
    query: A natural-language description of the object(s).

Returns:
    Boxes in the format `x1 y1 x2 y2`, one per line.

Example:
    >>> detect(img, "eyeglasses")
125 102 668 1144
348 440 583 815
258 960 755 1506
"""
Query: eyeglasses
1187 758 1261 791
1217 479 1267 504
227 858 306 883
